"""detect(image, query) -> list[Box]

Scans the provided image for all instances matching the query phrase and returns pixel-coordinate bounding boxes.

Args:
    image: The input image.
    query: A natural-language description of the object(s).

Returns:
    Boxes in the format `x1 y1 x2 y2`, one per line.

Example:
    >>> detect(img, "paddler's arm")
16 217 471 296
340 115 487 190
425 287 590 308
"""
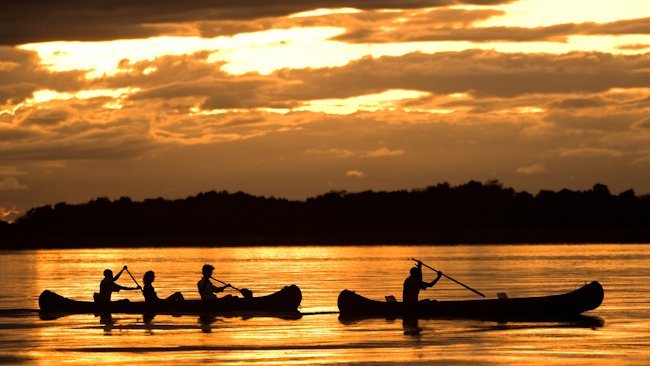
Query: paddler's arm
426 271 443 289
113 265 127 281
210 282 229 293
112 283 141 292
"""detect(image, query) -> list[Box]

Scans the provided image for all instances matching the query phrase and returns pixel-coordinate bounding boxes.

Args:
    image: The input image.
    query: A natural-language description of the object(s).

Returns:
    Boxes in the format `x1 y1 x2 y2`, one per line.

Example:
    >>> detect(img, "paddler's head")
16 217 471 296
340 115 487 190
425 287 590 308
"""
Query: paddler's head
202 264 215 278
410 267 421 278
104 269 113 279
143 270 155 284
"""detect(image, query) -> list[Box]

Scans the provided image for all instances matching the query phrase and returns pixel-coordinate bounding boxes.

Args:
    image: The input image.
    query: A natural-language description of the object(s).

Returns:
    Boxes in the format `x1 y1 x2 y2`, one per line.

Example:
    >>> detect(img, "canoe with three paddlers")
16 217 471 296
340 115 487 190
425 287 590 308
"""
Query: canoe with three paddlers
337 281 604 320
39 284 302 316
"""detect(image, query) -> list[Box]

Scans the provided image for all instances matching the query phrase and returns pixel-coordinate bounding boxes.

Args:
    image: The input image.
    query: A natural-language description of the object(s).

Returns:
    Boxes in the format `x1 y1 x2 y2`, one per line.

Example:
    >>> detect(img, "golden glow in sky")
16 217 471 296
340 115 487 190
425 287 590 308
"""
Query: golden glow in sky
2 0 650 219
477 0 650 27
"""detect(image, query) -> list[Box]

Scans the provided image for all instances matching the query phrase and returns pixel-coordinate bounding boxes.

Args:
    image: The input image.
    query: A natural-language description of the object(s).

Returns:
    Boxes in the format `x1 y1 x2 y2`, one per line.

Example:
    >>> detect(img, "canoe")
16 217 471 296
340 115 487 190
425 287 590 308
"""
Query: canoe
338 281 604 320
39 284 302 315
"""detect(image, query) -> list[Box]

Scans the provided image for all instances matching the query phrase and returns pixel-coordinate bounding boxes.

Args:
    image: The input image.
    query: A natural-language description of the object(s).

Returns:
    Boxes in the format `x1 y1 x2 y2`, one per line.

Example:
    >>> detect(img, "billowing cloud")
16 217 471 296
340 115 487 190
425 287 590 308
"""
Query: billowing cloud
0 177 28 191
0 47 85 105
345 170 366 178
516 163 546 175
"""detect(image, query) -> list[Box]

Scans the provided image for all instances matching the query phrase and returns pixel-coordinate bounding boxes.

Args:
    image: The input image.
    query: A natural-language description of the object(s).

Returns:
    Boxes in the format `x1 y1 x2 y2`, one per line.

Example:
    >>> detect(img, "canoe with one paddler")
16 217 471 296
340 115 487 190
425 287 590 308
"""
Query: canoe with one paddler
337 281 604 320
39 284 302 315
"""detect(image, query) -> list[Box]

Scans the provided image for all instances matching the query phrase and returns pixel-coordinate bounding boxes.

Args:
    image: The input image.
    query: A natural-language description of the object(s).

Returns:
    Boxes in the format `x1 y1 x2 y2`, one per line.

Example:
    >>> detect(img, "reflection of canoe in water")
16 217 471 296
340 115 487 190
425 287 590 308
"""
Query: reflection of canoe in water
39 284 302 316
338 281 604 320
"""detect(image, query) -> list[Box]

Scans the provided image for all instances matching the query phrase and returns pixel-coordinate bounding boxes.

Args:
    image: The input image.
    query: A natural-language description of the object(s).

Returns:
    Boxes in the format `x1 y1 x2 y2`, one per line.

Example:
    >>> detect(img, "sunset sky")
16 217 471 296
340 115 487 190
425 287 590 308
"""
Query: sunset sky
1 0 650 221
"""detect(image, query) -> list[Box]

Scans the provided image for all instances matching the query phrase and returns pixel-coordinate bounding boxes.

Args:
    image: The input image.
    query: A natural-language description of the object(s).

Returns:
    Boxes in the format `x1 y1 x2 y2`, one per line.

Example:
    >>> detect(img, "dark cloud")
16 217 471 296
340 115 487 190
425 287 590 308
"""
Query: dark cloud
101 50 650 111
335 19 576 43
0 127 40 141
132 79 297 109
20 109 70 126
106 52 219 89
0 131 153 163
0 101 155 164
545 111 642 131
108 53 297 109
633 118 650 129
590 17 650 35
0 47 86 105
0 0 514 45
548 97 609 109
199 8 504 39
617 43 650 51
278 50 650 98
335 16 650 43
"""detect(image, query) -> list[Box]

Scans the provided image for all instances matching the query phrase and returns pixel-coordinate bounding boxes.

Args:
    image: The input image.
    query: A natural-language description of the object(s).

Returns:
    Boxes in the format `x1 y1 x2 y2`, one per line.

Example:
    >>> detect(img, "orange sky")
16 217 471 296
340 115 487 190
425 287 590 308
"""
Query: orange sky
1 0 650 221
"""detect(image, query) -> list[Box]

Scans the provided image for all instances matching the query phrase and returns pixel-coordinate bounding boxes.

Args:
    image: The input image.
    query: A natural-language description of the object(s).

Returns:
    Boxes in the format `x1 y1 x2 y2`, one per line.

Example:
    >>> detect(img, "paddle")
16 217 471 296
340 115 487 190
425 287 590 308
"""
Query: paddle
124 266 143 293
411 258 486 298
210 277 253 299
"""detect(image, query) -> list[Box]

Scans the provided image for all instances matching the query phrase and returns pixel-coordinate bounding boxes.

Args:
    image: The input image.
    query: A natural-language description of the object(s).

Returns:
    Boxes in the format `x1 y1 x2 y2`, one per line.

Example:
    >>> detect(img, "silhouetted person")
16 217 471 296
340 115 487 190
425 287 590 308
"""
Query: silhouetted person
96 266 140 302
403 262 442 303
197 264 230 301
142 270 185 303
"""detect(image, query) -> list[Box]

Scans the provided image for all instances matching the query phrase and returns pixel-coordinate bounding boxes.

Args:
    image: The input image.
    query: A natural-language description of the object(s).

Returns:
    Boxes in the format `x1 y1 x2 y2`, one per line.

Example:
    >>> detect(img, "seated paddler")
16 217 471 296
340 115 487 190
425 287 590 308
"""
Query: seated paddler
403 261 442 303
197 264 231 301
142 270 185 303
96 266 141 302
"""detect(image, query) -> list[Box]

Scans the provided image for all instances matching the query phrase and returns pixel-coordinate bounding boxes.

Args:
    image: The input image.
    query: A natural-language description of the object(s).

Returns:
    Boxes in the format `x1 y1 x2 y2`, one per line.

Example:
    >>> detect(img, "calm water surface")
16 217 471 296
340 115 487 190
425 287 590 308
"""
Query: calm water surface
0 244 648 365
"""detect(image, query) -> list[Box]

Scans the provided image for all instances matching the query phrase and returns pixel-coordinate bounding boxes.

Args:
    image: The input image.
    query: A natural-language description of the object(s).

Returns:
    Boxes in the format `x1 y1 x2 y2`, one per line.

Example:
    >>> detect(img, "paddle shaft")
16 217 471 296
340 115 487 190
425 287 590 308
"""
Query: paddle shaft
124 267 143 293
210 277 241 292
411 258 486 298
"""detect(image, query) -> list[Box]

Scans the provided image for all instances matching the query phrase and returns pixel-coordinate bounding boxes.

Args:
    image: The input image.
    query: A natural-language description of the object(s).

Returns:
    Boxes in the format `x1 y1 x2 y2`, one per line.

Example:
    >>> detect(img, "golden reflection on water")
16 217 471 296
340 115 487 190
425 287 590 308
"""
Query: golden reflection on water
0 244 648 364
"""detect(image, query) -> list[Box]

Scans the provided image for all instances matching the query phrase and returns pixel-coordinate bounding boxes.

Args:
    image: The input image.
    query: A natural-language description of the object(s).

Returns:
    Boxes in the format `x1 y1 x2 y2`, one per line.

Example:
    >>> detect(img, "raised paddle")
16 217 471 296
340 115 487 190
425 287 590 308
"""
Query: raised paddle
124 266 143 293
411 258 486 298
210 277 253 299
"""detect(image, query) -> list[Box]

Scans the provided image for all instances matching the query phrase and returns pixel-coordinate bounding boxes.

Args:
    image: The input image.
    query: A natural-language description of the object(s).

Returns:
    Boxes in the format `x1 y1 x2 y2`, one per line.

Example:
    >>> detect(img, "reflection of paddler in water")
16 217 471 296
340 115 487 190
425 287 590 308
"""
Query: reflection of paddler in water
198 314 221 333
403 317 422 336
99 313 114 333
142 270 185 303
94 266 141 303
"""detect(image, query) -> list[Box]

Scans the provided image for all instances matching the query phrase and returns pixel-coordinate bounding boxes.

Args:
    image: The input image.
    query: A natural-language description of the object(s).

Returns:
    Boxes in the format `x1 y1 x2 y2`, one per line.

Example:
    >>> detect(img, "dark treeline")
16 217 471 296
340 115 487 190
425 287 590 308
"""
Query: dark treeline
1 180 650 249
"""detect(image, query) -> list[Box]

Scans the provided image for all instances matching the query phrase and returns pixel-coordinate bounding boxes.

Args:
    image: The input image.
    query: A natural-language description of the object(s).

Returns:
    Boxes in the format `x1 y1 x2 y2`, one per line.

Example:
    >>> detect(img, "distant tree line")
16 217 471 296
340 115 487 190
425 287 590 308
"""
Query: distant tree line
1 180 649 248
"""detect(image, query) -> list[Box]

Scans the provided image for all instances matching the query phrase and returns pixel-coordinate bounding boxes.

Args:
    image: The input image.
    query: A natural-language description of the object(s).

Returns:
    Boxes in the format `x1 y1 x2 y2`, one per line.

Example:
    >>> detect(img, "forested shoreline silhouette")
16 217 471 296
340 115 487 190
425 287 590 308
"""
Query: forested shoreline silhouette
1 180 649 249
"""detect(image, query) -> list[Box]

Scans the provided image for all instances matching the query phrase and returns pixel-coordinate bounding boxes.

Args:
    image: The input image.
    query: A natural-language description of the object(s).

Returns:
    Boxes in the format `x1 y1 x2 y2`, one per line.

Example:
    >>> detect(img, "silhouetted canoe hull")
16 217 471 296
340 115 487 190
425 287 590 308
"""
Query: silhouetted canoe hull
39 285 302 315
338 281 604 320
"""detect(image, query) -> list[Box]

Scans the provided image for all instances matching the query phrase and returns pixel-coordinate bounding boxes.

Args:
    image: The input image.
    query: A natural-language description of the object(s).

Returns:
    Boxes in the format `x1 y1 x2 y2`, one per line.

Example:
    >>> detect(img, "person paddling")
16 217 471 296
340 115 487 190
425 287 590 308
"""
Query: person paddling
96 266 141 302
197 264 230 301
403 260 442 303
142 270 184 303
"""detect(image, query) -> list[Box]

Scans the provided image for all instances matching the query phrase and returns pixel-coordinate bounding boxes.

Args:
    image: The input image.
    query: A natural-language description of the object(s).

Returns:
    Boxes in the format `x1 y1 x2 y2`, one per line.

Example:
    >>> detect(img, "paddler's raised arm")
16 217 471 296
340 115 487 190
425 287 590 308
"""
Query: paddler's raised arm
113 265 128 281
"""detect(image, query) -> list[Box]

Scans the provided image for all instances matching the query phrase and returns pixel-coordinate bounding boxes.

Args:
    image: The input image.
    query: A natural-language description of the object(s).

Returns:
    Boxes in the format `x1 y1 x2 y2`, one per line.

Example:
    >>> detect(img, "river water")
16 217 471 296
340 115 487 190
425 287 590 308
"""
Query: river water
0 244 648 365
